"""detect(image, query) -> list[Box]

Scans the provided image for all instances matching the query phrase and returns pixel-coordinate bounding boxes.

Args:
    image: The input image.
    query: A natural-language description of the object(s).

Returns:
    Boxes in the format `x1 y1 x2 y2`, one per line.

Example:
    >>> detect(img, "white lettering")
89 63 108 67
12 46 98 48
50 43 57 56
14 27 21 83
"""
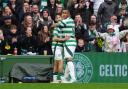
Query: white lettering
122 65 127 77
100 65 105 77
109 65 114 77
114 65 118 77
99 65 128 77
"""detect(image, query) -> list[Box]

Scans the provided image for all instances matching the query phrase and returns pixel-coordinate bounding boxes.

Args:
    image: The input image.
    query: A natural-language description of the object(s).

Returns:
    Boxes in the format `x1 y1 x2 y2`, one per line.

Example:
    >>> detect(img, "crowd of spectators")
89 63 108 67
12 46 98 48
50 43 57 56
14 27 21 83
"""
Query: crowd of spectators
0 0 128 55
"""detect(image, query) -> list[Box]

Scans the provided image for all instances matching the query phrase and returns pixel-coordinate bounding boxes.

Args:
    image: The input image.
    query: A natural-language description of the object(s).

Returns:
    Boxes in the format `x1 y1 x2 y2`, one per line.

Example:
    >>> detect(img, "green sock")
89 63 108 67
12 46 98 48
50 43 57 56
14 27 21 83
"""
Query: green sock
57 72 63 80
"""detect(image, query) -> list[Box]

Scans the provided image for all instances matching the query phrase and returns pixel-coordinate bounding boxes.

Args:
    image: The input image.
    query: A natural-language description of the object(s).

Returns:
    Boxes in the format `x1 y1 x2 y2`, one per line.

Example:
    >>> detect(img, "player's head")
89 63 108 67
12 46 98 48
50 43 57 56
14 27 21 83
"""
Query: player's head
62 9 70 19
55 14 62 22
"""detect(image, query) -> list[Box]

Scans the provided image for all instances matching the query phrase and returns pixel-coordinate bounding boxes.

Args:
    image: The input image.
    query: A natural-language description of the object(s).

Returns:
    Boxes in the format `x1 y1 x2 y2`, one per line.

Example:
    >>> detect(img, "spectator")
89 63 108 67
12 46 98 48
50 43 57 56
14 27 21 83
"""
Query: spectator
90 14 102 32
16 2 31 23
1 6 18 25
86 22 102 52
105 15 120 35
7 0 17 15
71 0 93 24
75 38 89 52
55 4 63 18
90 14 97 24
0 29 6 55
6 25 20 54
32 0 40 6
0 15 14 36
92 0 104 16
47 0 57 21
19 27 37 54
120 32 128 52
74 14 87 39
20 15 37 35
97 0 118 32
122 15 128 30
31 4 41 30
82 0 93 25
24 0 31 3
37 25 52 55
0 0 3 14
95 24 128 52
56 0 67 8
39 9 54 31
118 1 128 30
68 0 78 19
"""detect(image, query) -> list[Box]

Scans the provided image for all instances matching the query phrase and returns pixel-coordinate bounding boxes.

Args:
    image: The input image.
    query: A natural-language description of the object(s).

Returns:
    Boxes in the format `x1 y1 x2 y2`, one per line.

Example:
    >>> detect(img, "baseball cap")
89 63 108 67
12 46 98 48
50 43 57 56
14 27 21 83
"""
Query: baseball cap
107 25 114 31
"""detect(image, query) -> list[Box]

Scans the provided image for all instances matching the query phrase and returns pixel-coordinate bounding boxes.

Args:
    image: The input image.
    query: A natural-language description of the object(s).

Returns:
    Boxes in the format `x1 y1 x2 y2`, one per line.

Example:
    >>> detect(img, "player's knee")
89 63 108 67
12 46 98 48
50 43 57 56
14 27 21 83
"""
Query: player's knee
66 58 73 62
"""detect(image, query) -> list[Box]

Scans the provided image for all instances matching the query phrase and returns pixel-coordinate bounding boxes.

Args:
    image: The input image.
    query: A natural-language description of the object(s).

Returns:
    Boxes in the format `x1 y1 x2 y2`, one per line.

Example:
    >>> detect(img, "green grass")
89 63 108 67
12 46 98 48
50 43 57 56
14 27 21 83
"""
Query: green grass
0 83 128 89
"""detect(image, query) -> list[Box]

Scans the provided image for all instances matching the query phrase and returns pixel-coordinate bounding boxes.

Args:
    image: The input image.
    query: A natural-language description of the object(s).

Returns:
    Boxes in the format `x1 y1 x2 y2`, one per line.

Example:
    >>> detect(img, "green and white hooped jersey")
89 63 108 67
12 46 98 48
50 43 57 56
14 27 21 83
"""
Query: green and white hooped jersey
52 27 63 48
58 17 77 46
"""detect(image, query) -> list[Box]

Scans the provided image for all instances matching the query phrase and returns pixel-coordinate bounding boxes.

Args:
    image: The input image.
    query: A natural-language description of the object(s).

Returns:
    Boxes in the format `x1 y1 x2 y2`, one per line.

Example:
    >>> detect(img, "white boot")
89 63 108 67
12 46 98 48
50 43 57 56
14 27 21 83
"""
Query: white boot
67 61 76 83
61 76 69 83
52 75 59 83
64 65 70 78
61 64 69 83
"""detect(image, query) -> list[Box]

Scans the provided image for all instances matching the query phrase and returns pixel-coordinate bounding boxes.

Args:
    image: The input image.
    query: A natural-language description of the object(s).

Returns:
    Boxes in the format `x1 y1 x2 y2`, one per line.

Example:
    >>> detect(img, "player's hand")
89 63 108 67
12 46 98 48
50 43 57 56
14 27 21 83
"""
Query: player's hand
64 34 70 41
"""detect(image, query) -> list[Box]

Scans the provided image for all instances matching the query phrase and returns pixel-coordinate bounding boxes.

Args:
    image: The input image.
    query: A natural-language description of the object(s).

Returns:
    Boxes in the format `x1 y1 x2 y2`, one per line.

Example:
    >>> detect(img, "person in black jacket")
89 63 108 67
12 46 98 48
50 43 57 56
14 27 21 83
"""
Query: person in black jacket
75 38 89 52
97 0 118 32
6 25 20 54
19 27 37 54
0 29 6 55
37 25 52 55
74 14 87 40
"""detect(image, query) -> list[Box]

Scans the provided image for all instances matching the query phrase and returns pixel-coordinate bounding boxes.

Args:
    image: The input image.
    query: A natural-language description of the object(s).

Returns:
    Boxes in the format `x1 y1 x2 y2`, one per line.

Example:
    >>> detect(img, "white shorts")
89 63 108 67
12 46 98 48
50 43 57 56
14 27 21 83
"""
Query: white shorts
52 46 76 60
52 46 63 60
64 46 76 59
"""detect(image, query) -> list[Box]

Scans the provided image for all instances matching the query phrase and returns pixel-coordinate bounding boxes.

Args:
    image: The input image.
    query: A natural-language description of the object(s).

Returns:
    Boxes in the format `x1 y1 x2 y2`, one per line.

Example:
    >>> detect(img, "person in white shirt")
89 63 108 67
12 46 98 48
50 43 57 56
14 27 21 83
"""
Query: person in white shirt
95 25 128 52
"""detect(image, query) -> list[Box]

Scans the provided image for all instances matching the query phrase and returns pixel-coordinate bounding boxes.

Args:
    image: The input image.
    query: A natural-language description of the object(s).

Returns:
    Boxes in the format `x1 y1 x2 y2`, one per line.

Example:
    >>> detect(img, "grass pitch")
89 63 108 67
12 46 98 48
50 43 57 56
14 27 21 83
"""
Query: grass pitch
0 83 128 89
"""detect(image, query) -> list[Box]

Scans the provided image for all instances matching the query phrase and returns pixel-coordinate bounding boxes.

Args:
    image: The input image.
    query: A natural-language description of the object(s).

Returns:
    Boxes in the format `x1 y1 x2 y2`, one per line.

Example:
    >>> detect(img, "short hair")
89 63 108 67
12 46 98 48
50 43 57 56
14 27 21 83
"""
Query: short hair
75 13 81 16
10 25 17 30
121 0 127 5
89 21 96 26
62 9 71 17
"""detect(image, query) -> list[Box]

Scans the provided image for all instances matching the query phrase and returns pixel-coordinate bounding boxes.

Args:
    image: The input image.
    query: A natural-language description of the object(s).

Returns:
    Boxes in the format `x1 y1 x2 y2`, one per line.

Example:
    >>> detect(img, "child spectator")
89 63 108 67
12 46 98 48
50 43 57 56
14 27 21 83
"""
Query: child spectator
75 38 89 52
